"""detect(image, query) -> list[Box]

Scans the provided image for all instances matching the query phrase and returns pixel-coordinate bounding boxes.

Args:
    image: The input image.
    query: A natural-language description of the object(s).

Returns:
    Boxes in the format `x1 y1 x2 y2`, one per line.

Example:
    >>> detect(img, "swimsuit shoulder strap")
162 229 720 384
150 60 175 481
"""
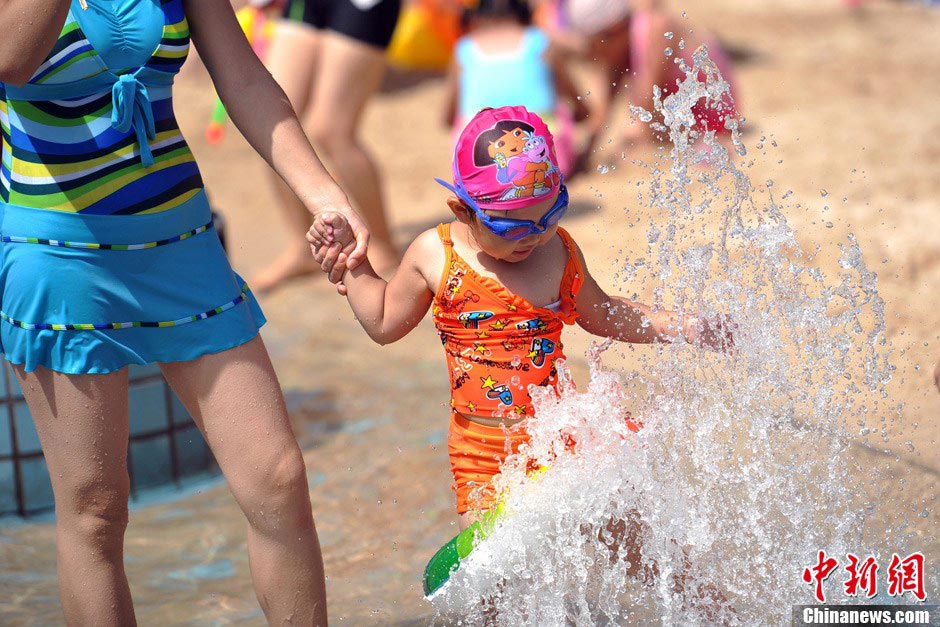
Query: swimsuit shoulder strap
557 227 582 273
433 223 457 303
555 227 586 323
436 222 453 246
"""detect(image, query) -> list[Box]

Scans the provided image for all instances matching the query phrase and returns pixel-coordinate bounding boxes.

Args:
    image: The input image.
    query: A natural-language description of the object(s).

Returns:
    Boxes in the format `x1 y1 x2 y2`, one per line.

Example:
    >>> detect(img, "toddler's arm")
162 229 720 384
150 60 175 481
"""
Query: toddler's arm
308 214 436 345
572 246 734 351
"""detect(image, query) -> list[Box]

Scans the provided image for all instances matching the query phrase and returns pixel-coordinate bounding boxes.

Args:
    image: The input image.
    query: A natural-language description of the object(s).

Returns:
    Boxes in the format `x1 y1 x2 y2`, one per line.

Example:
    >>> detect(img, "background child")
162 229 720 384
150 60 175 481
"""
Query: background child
308 105 732 525
443 0 587 175
563 0 741 164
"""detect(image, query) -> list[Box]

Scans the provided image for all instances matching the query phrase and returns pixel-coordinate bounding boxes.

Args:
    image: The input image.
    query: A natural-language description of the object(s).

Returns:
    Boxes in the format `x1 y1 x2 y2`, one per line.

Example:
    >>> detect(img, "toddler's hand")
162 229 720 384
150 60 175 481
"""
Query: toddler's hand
307 212 356 287
685 313 736 353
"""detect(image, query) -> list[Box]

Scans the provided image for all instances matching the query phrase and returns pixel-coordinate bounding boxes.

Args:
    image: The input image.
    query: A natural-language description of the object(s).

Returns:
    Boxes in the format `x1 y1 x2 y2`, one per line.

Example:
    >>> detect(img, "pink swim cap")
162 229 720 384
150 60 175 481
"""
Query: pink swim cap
437 106 562 211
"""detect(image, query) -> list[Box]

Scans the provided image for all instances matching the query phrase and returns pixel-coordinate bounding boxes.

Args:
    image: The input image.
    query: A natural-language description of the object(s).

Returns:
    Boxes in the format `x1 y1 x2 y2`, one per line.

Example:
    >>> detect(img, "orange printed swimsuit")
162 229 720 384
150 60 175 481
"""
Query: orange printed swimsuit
432 223 584 513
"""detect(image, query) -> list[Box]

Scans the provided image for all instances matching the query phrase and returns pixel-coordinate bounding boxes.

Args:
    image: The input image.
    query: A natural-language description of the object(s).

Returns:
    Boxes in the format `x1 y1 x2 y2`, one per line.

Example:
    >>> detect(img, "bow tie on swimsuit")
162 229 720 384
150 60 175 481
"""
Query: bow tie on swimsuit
111 74 157 167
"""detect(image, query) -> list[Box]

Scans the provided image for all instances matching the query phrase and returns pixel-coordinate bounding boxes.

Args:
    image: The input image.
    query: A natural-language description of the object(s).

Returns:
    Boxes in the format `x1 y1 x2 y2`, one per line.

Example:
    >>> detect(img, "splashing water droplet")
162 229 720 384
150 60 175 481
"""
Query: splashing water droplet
664 47 673 57
664 31 674 39
597 164 610 174
629 105 654 123
820 189 829 197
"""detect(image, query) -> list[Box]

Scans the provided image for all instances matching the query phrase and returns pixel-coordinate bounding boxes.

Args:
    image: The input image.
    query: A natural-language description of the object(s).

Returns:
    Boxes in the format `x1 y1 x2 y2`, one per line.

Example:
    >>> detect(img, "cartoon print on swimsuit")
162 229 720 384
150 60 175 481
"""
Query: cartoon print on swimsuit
528 337 555 367
501 338 520 352
458 311 495 329
472 119 560 202
489 318 509 332
480 374 514 406
442 269 484 317
516 318 548 332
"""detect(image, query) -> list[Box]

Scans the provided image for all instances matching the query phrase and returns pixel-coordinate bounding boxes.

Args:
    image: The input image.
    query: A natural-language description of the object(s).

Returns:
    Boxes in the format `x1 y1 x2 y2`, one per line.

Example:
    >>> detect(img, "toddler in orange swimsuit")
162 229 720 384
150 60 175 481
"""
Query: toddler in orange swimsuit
309 105 732 526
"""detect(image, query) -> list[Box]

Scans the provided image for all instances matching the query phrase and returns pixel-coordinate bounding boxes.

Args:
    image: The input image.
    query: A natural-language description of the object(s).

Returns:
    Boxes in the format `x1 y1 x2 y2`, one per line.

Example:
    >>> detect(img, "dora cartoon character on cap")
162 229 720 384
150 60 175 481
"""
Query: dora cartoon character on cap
473 120 560 201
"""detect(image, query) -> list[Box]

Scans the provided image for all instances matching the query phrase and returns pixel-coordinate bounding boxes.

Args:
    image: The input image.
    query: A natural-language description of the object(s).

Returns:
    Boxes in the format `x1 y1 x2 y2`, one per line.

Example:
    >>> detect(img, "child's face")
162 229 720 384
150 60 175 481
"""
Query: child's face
465 193 562 263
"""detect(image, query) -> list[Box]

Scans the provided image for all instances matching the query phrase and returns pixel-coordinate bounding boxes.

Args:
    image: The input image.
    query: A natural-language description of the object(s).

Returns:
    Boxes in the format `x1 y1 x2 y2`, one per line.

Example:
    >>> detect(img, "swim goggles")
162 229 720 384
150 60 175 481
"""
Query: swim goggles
435 177 569 241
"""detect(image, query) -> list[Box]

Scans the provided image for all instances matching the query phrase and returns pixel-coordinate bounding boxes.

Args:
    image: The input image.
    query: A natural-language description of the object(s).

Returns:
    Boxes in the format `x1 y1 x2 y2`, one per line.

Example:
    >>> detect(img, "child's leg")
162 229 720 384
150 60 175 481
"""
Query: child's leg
11 365 136 626
596 513 734 622
159 336 326 625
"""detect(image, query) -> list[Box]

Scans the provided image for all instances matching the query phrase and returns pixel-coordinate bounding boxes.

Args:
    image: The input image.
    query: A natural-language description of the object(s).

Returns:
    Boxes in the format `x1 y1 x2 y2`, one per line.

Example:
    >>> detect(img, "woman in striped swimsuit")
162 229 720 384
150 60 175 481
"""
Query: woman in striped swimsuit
0 0 366 623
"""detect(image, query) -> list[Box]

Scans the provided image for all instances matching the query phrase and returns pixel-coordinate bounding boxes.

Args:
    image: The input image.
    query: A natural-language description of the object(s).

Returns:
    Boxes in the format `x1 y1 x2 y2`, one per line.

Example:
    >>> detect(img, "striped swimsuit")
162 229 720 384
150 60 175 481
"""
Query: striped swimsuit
0 0 265 374
0 0 201 214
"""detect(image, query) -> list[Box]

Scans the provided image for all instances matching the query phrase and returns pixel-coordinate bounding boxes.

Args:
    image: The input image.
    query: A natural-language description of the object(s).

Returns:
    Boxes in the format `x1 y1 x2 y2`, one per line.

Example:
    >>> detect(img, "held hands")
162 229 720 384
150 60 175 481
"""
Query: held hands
683 313 736 353
306 211 358 294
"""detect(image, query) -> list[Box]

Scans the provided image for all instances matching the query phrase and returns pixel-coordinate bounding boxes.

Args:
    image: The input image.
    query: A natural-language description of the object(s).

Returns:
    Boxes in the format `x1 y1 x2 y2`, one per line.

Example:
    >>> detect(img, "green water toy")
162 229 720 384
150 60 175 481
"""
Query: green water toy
423 504 505 597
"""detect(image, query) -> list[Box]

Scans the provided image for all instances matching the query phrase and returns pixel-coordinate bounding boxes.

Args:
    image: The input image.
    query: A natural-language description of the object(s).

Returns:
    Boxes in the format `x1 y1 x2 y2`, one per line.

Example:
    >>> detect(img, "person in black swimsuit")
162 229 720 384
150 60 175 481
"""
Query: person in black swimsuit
253 0 402 292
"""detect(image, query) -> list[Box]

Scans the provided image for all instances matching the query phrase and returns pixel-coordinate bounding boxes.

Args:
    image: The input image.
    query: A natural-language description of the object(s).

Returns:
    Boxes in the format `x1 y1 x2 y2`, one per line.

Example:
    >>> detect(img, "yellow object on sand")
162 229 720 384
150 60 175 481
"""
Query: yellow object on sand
387 0 461 71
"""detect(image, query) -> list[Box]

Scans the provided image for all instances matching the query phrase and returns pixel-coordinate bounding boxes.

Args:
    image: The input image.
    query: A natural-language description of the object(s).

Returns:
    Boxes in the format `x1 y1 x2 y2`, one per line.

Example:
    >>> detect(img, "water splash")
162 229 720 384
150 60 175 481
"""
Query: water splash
430 46 932 624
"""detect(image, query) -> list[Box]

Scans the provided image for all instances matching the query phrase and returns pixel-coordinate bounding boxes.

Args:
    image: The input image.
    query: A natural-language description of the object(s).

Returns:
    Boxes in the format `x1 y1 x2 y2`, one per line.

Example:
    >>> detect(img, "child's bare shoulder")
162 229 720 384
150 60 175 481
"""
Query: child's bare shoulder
403 226 448 289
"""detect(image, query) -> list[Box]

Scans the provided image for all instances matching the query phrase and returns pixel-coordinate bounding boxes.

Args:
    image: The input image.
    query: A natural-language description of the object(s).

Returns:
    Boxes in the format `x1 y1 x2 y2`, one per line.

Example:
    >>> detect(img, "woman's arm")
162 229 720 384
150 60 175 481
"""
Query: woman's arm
0 0 71 85
184 0 370 267
622 9 671 127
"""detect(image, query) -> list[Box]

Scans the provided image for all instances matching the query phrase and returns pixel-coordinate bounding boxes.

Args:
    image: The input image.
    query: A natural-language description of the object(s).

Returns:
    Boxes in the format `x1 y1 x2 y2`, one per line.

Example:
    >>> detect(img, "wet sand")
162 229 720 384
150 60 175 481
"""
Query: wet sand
1 0 938 624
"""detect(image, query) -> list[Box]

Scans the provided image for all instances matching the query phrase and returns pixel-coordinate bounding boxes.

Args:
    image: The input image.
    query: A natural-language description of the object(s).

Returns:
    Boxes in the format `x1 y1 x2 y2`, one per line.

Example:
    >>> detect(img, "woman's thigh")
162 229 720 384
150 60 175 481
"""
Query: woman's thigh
11 365 131 515
158 336 307 508
305 29 387 137
268 19 323 116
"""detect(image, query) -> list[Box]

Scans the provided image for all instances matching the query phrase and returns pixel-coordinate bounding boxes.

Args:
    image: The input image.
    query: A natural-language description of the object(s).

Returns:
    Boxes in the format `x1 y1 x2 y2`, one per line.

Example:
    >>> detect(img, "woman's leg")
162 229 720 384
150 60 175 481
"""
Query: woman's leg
305 30 398 273
11 365 135 626
252 21 325 293
159 336 326 625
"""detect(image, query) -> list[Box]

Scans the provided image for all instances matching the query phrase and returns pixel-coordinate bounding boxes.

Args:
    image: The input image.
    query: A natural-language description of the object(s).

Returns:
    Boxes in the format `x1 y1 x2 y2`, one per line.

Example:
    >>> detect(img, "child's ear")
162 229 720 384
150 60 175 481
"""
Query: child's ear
447 197 475 225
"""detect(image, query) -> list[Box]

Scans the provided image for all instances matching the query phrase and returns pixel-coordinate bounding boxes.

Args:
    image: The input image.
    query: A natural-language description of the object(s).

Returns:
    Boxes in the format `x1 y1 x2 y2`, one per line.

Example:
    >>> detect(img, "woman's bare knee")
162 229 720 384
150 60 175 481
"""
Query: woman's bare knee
234 448 312 535
307 121 356 160
58 477 130 555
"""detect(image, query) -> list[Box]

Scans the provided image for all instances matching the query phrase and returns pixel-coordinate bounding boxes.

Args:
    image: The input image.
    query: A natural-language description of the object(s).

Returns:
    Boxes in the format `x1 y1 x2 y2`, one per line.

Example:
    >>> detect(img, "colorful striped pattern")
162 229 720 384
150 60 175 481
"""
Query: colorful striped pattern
1 283 251 331
1 220 212 250
0 0 203 215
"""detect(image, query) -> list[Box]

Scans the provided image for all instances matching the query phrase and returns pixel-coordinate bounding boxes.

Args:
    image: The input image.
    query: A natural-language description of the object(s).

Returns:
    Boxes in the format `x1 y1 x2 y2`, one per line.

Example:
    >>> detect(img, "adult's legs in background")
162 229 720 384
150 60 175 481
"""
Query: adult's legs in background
255 23 398 292
254 21 326 293
305 30 397 274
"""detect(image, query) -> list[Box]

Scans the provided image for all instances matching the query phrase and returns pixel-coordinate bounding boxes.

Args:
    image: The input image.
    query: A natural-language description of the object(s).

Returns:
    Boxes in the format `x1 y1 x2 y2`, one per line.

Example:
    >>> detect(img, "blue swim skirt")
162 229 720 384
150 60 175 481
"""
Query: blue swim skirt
0 191 265 374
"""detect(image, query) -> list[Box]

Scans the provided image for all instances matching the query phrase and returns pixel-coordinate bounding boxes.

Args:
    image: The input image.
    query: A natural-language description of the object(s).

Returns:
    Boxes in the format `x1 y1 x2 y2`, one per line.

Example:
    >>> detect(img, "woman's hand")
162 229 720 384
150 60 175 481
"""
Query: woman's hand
306 211 359 293
306 199 370 274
